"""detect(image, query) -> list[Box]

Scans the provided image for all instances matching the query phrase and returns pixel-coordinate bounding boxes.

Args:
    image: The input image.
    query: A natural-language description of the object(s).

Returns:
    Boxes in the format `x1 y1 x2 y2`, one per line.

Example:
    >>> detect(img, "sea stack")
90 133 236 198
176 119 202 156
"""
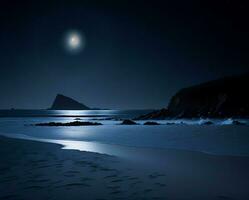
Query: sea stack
50 94 90 110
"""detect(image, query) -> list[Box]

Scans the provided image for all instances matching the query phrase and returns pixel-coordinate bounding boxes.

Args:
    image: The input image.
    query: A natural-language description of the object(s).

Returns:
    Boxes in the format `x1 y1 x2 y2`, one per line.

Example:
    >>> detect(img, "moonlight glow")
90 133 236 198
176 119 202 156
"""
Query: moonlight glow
64 31 85 53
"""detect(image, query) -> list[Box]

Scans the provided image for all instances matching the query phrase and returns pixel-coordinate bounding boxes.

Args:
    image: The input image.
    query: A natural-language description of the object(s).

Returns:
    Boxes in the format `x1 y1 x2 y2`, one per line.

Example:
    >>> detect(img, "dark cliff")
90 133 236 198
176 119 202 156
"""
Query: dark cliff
168 73 249 118
136 73 249 119
50 94 90 110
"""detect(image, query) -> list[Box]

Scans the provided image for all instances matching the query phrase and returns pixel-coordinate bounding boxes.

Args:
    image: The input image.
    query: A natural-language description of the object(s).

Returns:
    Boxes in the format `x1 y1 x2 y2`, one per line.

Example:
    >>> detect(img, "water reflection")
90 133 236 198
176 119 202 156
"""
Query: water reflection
2 133 122 156
60 140 116 155
47 138 141 159
48 110 118 117
0 109 152 118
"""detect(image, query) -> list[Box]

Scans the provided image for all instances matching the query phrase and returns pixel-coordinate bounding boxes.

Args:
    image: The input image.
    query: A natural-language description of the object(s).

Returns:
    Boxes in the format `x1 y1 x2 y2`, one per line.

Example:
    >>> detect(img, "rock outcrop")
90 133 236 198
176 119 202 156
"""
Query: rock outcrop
120 119 137 125
35 121 102 126
136 73 249 119
143 121 160 125
50 94 90 110
134 108 170 120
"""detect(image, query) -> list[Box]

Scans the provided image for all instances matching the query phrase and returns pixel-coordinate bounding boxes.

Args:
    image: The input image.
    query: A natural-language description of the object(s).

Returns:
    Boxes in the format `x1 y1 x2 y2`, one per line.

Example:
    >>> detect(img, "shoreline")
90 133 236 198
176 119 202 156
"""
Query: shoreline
1 136 249 199
0 136 169 200
2 132 249 159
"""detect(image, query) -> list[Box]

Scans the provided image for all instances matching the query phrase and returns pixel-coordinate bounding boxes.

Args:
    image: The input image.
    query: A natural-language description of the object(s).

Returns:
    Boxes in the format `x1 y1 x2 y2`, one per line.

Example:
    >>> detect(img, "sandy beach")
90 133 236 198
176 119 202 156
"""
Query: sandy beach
1 136 249 200
0 136 168 200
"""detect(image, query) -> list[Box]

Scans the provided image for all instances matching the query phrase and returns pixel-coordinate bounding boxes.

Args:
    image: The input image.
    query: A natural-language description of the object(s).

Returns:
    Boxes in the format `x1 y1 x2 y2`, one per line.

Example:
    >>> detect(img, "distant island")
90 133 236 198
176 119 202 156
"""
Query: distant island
50 94 90 110
137 73 249 119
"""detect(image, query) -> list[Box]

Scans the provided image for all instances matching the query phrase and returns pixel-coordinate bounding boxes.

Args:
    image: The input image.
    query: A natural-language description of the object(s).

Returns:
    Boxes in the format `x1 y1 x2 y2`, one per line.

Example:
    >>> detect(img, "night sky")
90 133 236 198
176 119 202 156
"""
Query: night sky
0 0 248 109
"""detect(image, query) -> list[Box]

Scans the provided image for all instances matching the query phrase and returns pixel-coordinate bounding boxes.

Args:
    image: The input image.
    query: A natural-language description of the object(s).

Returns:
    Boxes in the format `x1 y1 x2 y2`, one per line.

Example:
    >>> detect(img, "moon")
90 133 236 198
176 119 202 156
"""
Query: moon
64 30 85 53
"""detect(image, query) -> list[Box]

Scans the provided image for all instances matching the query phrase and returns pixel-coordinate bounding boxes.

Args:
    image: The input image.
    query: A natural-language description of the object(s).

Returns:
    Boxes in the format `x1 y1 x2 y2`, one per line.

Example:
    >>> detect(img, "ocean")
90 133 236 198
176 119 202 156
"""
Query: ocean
0 109 249 157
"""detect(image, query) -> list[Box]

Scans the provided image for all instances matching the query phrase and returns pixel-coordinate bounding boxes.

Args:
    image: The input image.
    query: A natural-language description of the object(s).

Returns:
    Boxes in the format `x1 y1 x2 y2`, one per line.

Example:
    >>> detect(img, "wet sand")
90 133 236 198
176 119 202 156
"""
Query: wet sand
0 136 249 200
0 136 168 200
